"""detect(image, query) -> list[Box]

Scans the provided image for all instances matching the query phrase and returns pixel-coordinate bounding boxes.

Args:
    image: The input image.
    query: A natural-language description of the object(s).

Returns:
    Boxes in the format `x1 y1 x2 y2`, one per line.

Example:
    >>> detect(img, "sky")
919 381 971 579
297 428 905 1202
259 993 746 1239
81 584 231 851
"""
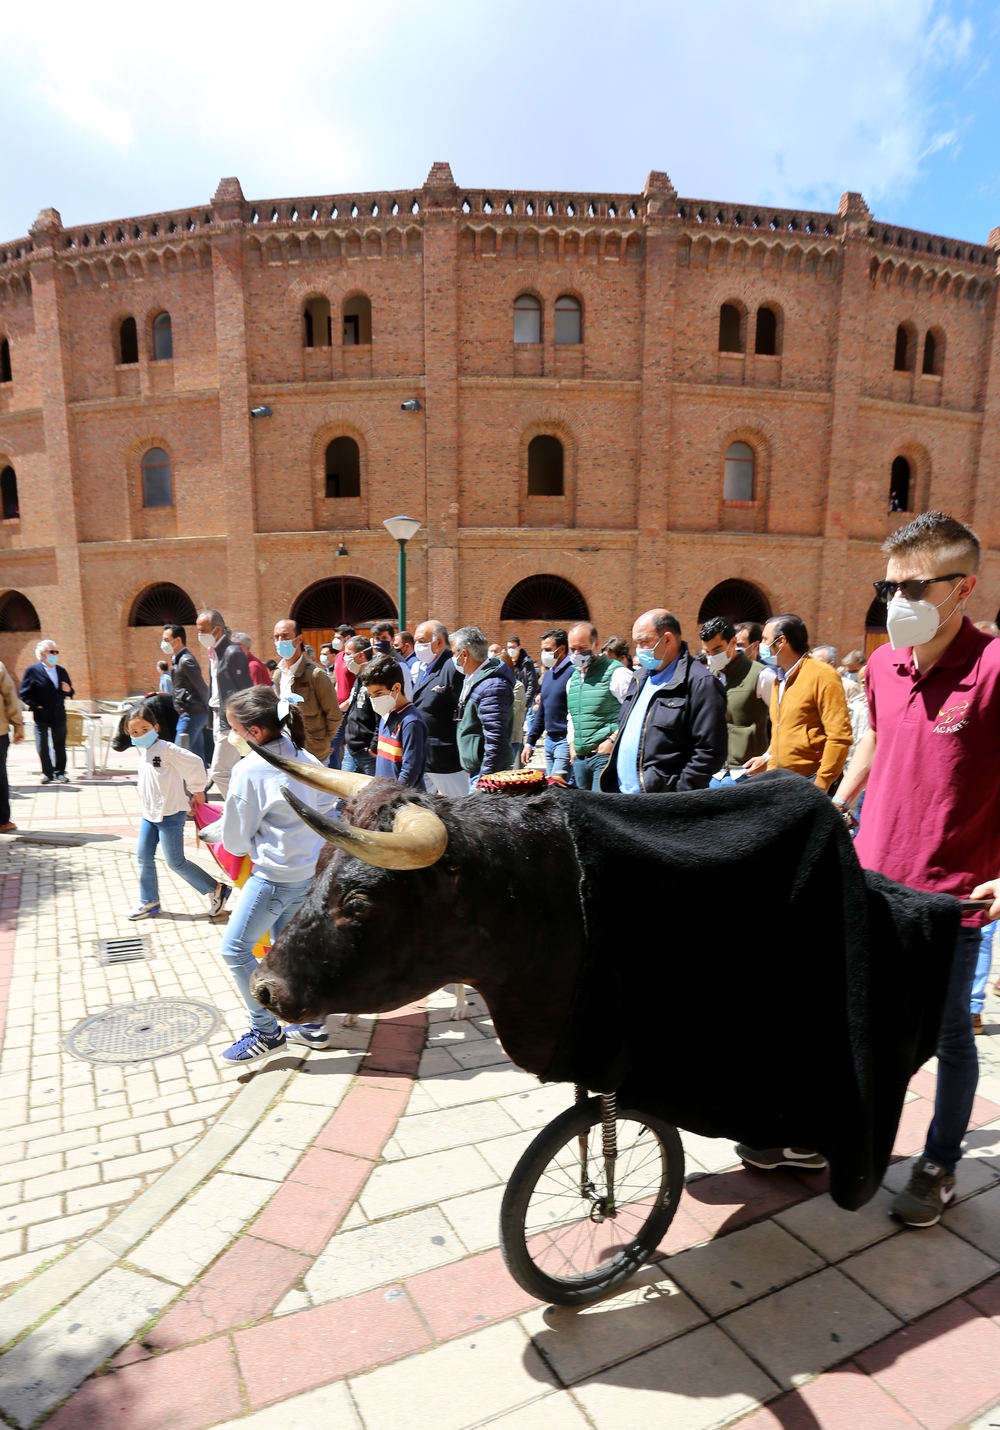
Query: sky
1 0 998 246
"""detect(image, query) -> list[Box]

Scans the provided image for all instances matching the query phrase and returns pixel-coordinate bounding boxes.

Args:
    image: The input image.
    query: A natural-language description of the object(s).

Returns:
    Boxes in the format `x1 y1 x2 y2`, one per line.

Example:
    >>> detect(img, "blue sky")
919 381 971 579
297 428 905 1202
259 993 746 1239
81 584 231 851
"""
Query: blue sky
1 0 997 245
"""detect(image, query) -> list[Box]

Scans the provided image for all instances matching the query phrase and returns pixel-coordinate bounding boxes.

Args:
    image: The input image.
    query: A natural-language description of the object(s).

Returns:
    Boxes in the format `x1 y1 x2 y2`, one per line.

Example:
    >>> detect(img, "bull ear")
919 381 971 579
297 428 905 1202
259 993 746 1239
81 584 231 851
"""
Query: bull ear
281 788 448 870
246 739 373 799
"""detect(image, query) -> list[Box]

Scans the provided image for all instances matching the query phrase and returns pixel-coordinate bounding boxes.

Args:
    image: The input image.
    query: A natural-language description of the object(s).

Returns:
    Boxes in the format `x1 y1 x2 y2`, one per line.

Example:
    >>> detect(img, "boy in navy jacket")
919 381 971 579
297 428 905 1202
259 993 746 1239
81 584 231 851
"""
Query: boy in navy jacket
362 655 429 790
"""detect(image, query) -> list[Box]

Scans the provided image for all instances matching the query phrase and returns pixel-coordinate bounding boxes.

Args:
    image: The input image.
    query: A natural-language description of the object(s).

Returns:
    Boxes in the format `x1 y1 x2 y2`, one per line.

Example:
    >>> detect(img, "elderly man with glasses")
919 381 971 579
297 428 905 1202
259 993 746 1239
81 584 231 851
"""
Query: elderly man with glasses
19 639 74 785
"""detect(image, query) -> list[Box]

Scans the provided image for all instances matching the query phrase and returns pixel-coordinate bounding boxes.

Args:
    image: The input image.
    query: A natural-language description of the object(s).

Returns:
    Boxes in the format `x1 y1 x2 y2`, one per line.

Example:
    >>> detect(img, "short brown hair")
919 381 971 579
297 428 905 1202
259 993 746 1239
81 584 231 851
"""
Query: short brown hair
882 511 980 573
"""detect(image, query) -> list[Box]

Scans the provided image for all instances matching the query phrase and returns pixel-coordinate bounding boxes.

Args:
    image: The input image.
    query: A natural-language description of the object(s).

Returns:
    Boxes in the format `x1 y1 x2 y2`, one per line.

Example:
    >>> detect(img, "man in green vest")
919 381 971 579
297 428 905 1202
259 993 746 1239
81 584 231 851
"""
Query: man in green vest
566 623 636 789
700 616 770 786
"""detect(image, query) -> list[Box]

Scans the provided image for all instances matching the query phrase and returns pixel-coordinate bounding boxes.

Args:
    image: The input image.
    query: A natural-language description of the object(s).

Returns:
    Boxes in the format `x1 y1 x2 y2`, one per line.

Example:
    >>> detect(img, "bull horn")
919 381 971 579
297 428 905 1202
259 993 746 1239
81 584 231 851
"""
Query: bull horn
246 738 373 799
281 787 448 870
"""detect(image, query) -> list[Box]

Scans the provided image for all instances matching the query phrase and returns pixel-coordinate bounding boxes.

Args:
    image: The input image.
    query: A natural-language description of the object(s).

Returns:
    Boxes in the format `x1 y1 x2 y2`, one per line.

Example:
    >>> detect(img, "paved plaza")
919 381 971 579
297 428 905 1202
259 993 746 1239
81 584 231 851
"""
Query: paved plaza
0 738 999 1428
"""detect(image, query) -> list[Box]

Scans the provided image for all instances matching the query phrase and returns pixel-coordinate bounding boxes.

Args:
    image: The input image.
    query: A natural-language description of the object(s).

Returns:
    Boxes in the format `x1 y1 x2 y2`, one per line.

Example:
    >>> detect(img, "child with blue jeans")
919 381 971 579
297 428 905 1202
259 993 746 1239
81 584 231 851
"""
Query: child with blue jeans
125 704 229 920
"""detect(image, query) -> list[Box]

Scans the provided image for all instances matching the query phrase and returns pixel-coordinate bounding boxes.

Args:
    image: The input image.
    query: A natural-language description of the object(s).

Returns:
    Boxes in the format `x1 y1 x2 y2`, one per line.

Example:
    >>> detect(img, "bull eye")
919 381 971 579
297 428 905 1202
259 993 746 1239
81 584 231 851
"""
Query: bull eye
342 891 372 920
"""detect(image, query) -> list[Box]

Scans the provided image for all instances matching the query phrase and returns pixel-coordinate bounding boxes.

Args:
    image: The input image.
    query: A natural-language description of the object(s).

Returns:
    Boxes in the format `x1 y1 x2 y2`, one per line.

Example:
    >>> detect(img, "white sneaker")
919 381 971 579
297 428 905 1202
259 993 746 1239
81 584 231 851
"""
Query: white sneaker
208 884 232 917
127 901 161 919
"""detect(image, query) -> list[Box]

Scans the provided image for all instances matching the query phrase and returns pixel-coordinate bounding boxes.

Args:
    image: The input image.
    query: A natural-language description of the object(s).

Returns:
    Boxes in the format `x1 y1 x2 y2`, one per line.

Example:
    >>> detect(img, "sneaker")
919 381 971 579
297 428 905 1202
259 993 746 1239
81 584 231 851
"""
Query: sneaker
40 775 53 785
54 773 69 784
891 1157 956 1226
208 883 232 917
285 1021 330 1049
736 1144 828 1171
221 1028 287 1064
973 1012 984 1035
127 900 161 919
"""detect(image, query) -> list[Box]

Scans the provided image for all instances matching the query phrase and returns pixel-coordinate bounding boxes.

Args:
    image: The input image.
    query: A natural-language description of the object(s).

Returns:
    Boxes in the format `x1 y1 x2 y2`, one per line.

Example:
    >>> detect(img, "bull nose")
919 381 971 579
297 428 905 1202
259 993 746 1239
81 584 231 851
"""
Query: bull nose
250 973 272 1006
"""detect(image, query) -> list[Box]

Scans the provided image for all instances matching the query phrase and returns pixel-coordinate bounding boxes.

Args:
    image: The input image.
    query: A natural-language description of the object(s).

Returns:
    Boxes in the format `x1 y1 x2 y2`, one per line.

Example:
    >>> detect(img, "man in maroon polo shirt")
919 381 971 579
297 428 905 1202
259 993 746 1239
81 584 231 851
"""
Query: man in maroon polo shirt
834 512 1000 1225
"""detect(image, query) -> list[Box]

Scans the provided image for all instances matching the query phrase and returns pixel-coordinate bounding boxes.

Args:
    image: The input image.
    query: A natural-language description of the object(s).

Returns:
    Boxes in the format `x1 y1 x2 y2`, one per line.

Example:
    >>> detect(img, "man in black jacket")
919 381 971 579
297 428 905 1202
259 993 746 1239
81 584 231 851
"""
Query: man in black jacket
505 635 540 711
19 639 74 784
161 624 210 761
195 608 252 797
600 609 727 793
412 619 469 796
341 636 378 775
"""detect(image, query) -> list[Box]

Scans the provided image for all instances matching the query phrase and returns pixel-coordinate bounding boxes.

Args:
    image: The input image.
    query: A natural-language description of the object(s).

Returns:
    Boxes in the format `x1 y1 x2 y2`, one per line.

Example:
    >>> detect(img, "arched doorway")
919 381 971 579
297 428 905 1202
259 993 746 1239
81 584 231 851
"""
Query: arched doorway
697 578 771 627
129 582 198 627
0 590 40 632
500 574 588 622
291 575 397 656
865 596 889 659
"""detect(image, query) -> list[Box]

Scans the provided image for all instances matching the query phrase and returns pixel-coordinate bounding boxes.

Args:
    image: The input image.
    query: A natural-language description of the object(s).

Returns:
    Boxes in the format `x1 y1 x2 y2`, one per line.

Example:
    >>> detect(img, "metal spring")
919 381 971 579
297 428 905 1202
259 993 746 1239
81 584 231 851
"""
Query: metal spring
601 1091 618 1161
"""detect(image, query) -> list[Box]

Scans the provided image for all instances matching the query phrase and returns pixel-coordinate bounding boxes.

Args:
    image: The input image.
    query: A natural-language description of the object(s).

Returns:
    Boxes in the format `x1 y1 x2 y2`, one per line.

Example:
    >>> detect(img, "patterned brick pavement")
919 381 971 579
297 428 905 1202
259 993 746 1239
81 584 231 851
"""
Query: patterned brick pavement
0 746 999 1428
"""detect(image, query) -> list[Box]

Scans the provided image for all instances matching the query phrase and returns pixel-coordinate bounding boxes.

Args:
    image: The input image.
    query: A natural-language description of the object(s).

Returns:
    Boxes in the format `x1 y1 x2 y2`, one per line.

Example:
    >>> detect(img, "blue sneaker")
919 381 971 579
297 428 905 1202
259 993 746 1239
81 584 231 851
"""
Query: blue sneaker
221 1028 287 1064
285 1021 330 1050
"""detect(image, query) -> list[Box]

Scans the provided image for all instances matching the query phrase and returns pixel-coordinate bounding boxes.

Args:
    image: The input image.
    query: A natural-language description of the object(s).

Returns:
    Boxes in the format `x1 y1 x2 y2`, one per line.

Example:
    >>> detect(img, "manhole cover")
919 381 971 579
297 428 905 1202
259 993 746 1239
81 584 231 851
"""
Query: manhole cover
95 936 149 965
66 998 220 1064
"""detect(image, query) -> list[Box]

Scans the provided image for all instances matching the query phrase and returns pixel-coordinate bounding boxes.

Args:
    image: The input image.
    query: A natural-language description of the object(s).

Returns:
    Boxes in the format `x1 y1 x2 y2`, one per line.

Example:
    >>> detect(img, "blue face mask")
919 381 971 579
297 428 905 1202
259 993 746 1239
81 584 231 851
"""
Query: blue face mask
636 646 662 671
758 643 778 667
130 729 158 749
275 639 297 660
452 654 465 674
44 653 58 668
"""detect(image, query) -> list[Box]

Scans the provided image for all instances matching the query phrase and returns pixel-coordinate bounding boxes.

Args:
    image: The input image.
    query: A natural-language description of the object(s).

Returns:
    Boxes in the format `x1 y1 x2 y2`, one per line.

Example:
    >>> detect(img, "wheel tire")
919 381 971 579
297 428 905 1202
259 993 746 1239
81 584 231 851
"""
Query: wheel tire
499 1097 685 1306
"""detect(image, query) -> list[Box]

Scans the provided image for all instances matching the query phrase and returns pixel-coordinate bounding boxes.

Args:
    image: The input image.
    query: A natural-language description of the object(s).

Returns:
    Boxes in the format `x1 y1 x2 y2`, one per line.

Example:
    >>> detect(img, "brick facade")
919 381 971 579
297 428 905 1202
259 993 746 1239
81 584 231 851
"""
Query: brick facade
0 165 998 697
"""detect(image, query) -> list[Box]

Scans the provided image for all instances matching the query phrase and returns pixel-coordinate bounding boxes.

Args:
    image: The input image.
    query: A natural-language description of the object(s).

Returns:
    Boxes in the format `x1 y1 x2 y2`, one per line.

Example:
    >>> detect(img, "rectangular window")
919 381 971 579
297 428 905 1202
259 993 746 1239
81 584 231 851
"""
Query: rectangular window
514 308 541 344
343 315 360 346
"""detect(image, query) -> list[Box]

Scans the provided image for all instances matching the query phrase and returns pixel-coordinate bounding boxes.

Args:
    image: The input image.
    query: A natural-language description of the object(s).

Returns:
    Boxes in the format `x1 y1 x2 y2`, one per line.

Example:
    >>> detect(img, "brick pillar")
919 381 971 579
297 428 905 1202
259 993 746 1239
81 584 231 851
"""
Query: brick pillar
210 179 260 640
815 193 872 651
970 233 1000 547
635 172 678 616
421 163 460 630
27 209 94 697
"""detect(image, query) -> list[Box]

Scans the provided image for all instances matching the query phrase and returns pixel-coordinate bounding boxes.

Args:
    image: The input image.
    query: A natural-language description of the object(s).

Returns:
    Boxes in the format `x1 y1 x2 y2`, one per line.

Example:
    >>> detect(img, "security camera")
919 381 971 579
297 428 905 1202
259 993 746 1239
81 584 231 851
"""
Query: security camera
400 398 422 412
250 405 272 418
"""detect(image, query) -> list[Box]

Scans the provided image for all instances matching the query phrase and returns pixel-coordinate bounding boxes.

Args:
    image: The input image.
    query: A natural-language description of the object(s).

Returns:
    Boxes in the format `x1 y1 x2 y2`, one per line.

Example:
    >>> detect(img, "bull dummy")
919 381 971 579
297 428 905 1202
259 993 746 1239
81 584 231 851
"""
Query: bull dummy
246 749 959 1211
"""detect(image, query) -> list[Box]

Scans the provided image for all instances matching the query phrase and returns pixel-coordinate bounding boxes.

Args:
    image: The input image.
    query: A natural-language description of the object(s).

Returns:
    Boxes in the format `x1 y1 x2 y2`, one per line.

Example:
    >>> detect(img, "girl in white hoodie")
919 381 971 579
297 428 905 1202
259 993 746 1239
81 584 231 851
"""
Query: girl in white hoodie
126 703 229 920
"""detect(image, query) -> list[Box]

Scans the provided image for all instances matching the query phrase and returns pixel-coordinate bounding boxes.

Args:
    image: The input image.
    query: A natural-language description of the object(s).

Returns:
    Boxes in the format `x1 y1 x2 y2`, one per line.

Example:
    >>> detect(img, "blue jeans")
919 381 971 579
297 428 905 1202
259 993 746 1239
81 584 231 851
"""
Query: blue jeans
137 810 218 906
219 873 313 1034
175 711 208 763
327 723 346 769
573 751 608 790
972 921 996 1016
925 925 981 1172
342 747 376 776
544 736 571 781
710 770 743 788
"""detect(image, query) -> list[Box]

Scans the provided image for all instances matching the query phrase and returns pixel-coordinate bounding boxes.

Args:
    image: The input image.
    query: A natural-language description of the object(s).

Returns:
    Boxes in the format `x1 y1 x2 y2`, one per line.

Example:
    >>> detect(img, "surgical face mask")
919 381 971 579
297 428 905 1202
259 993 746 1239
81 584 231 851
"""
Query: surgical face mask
331 638 344 651
635 646 662 671
320 654 331 666
758 642 778 667
570 650 594 671
43 653 59 668
707 651 731 675
452 653 465 674
227 730 252 755
885 583 961 650
540 650 557 669
160 639 174 657
346 654 364 675
130 729 158 749
275 639 297 660
370 692 397 717
197 631 215 650
414 641 435 664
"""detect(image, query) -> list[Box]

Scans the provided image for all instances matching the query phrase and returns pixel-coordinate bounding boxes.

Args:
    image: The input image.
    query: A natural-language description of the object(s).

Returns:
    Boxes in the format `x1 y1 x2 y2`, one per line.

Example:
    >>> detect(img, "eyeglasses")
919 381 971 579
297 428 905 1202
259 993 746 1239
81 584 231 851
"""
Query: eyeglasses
872 574 966 604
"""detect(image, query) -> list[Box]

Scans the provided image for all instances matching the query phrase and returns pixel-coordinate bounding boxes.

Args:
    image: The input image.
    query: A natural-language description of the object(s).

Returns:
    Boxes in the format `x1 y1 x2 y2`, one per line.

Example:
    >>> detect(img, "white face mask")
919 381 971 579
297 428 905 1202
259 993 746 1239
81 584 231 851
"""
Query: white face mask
540 650 557 669
331 639 343 651
414 641 435 664
197 631 216 650
160 639 174 656
707 651 731 674
886 582 962 650
370 692 397 717
346 654 364 675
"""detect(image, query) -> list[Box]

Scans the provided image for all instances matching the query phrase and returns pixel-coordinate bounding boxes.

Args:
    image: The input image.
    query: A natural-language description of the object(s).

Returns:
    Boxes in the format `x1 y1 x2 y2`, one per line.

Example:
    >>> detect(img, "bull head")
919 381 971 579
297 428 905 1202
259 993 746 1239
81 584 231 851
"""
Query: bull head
246 741 448 870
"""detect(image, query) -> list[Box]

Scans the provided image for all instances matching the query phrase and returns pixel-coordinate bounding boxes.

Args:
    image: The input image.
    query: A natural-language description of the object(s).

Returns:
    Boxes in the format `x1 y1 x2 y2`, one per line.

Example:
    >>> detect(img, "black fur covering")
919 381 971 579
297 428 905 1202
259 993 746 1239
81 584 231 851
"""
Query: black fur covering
548 770 958 1210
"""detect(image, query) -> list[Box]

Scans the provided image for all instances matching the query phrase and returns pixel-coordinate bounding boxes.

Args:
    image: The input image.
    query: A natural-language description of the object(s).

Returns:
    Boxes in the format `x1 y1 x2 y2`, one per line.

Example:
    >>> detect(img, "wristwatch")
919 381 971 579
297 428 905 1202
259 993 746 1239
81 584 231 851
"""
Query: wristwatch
832 798 856 829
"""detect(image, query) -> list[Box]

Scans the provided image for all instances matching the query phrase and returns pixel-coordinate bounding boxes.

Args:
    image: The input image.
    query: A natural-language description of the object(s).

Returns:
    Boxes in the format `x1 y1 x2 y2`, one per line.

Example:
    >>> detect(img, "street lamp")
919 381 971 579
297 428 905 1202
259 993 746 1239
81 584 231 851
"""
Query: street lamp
382 515 422 630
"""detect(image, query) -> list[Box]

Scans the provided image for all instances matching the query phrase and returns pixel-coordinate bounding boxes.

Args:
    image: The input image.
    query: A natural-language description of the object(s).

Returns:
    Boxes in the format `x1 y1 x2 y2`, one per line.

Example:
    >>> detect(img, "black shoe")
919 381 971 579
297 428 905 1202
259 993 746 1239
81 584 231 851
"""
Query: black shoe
891 1157 956 1227
736 1144 828 1171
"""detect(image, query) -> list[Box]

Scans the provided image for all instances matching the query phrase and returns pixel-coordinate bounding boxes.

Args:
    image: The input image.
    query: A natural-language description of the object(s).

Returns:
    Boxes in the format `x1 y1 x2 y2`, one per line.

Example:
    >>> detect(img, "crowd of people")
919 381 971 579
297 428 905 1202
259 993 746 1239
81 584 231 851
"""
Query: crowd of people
0 511 996 1231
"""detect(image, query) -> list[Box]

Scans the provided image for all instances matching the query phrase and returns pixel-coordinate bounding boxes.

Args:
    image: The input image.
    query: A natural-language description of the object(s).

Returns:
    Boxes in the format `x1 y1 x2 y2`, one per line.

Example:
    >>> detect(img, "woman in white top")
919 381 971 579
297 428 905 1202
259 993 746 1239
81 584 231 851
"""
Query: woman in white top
125 703 229 920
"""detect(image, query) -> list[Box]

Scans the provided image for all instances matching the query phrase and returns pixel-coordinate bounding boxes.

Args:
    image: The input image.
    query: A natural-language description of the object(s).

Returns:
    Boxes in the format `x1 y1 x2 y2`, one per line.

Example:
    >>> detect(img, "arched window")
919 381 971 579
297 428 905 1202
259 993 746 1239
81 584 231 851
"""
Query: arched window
718 304 742 353
723 441 755 502
304 296 332 349
554 295 582 345
152 312 173 361
922 329 944 377
292 576 396 628
141 447 172 508
129 582 197 627
922 331 936 375
864 596 889 658
0 591 40 632
697 579 771 627
1 466 19 520
889 456 910 512
755 307 777 356
894 324 910 372
501 574 589 622
0 339 10 384
119 317 138 366
342 295 372 346
527 435 564 496
514 294 542 345
325 437 361 499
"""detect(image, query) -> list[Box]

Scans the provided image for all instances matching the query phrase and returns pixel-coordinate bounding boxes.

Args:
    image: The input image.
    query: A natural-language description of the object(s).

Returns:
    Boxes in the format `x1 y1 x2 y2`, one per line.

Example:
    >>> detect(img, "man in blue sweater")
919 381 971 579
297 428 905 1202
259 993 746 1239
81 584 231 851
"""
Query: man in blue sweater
522 628 573 785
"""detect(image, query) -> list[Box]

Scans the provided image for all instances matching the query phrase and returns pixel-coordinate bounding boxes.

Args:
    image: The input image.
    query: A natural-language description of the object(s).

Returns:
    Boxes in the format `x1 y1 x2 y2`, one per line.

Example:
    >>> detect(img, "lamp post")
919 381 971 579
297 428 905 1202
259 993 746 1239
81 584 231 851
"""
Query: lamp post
382 515 422 631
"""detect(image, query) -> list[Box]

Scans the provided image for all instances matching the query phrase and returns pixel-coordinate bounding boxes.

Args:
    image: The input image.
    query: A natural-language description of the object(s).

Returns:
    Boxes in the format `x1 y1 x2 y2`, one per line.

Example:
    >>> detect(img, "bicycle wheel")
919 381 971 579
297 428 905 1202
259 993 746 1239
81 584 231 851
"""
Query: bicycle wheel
499 1096 684 1306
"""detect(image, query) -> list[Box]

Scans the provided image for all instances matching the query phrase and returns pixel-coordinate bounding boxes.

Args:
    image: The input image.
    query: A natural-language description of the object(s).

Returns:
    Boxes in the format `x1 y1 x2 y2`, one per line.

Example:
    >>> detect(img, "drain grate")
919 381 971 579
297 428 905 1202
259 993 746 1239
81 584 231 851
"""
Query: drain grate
95 936 149 965
66 998 221 1064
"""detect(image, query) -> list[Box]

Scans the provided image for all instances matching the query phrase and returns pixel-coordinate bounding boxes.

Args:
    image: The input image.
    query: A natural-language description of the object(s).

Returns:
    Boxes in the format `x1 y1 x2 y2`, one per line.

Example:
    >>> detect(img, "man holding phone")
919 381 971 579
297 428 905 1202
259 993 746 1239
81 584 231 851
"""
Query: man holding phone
834 512 1000 1226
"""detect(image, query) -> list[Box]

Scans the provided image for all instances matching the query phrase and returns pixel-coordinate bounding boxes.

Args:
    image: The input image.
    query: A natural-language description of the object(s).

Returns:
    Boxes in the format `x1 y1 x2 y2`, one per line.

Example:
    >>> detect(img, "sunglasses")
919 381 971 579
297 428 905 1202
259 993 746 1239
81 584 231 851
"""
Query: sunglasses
872 574 965 605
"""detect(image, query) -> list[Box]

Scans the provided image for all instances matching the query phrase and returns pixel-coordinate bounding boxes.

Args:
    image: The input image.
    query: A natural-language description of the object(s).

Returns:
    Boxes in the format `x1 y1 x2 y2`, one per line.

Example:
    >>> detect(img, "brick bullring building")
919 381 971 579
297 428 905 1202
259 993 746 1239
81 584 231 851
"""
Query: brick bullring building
1 161 1000 697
